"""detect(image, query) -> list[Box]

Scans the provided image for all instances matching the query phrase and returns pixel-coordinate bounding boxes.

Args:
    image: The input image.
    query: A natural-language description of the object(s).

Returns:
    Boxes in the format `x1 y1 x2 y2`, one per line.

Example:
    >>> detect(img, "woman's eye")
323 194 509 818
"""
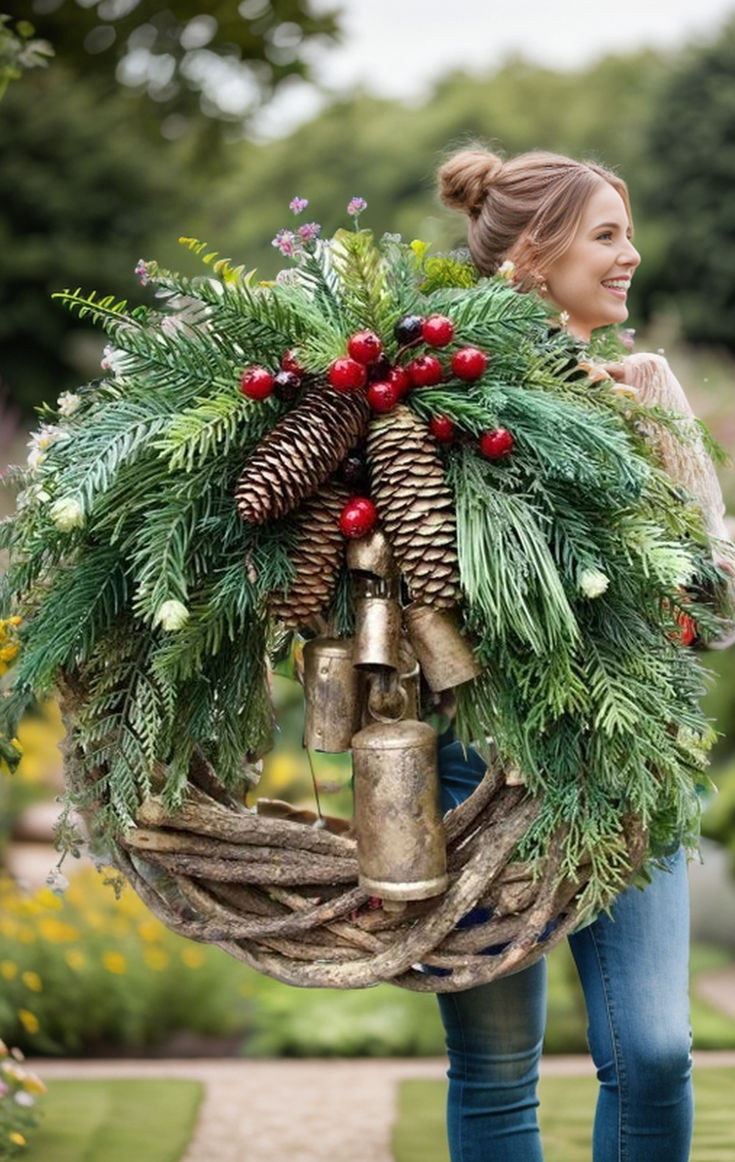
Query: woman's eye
597 231 613 241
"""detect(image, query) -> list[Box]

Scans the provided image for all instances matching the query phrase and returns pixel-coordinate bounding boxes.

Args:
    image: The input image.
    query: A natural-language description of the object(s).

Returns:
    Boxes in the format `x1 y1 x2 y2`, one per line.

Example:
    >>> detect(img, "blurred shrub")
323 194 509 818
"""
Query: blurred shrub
0 701 63 862
0 868 250 1056
0 1039 45 1160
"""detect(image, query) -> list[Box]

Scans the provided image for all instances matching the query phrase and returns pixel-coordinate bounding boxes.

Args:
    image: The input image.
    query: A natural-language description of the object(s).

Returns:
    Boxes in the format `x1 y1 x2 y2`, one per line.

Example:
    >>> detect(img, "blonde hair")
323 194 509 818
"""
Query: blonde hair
438 146 632 287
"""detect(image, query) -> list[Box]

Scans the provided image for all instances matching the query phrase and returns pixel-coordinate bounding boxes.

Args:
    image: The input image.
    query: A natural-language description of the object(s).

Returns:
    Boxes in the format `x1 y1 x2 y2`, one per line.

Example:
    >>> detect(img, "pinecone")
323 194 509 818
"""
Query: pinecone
235 387 370 524
367 405 460 608
268 481 349 627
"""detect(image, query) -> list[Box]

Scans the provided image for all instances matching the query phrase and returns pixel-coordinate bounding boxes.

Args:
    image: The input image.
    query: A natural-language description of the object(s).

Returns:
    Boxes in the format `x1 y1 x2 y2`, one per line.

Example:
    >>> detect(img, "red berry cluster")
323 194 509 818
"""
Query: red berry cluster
327 314 493 418
239 349 306 402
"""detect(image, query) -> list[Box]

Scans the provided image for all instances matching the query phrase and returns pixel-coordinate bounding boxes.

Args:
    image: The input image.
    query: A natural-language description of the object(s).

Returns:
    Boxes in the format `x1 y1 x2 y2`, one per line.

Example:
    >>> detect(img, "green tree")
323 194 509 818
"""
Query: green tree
0 67 194 411
3 0 340 136
639 16 735 348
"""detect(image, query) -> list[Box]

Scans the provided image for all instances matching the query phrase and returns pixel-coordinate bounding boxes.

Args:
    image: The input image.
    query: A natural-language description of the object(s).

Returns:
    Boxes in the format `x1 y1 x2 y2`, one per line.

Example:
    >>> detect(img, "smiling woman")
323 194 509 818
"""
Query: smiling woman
436 143 735 1162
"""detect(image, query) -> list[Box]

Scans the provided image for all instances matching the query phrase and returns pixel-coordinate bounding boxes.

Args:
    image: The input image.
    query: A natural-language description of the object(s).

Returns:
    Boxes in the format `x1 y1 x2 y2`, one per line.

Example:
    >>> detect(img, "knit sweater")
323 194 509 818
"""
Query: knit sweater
613 352 735 648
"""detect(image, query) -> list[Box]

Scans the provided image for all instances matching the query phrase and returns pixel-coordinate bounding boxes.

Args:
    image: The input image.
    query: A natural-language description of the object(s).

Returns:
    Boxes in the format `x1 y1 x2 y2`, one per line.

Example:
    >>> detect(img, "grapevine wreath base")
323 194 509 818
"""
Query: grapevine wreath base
90 754 647 993
1 208 726 991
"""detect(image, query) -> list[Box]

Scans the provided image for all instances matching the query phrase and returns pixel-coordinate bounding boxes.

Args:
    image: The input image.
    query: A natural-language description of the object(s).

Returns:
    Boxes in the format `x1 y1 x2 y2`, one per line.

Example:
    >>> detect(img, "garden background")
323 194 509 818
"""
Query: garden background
2 2 735 1155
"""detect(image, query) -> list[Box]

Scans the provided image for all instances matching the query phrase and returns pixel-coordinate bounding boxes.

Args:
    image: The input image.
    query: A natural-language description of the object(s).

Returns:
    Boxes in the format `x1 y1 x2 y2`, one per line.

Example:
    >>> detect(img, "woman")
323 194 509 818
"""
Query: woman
434 146 733 1162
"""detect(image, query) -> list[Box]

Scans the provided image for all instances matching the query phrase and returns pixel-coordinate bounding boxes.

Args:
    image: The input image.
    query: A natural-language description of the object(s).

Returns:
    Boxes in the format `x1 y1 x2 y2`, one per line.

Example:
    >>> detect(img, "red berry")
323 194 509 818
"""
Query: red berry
479 427 514 459
240 366 275 400
339 496 378 539
451 346 488 381
387 366 411 397
367 379 402 413
675 609 698 647
280 348 304 376
328 357 368 393
422 314 455 347
348 329 383 365
406 354 443 387
429 414 456 442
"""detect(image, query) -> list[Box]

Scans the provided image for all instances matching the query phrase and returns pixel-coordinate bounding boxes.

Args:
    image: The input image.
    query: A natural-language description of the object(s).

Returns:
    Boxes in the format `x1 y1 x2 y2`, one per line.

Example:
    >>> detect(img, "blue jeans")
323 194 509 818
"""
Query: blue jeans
436 744 693 1162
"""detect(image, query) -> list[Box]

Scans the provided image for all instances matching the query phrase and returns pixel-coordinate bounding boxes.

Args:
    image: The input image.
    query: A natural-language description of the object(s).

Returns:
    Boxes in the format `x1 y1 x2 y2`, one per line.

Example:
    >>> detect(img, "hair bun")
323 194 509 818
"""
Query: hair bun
438 149 503 217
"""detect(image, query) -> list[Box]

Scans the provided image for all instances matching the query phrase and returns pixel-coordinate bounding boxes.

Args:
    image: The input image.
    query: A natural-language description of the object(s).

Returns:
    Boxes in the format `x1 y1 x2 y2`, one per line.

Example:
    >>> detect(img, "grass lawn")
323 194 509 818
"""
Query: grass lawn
25 1079 203 1162
394 1069 735 1162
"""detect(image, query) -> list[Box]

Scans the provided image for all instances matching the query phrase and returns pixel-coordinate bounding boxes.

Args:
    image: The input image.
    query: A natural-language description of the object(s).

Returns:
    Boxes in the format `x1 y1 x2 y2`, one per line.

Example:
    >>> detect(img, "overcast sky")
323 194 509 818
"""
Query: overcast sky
255 0 735 134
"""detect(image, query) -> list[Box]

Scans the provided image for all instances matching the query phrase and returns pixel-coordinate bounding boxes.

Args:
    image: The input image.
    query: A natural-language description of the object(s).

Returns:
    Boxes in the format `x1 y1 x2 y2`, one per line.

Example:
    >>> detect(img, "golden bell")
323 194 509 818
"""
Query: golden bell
403 601 481 692
353 594 402 672
362 639 420 724
303 637 362 753
351 719 448 901
346 528 397 581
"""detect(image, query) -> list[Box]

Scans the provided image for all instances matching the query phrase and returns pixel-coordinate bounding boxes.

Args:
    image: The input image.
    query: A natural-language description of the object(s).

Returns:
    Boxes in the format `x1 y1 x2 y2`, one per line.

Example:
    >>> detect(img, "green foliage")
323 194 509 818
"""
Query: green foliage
0 226 727 911
0 0 340 132
0 869 252 1056
0 14 52 101
0 66 195 412
640 16 735 349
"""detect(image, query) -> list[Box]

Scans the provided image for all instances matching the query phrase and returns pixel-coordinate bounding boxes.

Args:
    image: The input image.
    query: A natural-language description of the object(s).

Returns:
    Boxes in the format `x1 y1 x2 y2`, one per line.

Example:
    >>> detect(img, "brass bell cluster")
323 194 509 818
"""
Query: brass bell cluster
302 530 480 904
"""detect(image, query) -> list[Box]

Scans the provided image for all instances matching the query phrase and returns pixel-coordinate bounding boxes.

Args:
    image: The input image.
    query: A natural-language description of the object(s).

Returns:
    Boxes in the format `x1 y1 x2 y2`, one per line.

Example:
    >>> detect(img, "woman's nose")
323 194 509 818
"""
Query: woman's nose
622 239 641 268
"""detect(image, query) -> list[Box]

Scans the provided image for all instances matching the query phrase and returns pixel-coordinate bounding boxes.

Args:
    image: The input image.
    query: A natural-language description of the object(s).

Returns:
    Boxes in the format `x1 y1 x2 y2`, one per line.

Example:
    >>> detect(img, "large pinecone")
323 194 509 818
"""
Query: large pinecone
236 387 370 524
367 406 460 608
268 481 349 627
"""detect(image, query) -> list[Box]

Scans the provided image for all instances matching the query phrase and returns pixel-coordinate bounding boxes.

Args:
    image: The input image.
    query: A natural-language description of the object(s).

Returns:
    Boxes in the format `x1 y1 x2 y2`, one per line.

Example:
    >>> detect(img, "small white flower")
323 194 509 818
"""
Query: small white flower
497 259 516 279
559 310 570 327
50 497 85 532
14 1090 34 1107
46 867 69 894
155 599 190 631
579 568 610 599
101 344 125 377
57 391 81 416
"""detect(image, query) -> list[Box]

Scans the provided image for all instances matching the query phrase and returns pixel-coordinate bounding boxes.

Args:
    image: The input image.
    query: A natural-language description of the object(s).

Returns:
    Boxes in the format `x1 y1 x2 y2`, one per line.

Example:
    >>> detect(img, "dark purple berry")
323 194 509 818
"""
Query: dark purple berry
338 453 369 488
394 314 425 345
273 370 301 402
367 353 392 382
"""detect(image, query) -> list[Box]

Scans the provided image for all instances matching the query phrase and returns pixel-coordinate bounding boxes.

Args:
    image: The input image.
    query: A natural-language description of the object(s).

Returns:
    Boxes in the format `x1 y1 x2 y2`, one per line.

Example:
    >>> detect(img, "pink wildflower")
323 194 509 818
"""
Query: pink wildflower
347 196 367 219
289 196 309 214
298 222 321 243
272 229 297 257
134 259 150 286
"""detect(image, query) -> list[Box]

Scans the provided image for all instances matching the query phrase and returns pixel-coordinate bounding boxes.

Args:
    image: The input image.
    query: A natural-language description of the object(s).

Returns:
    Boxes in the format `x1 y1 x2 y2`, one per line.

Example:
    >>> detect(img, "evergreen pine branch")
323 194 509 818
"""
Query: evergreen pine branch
52 288 146 330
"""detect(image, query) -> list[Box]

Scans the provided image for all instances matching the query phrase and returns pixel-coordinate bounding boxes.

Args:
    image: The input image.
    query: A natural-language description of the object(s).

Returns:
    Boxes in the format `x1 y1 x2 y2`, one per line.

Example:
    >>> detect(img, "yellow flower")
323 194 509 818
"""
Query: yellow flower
34 887 63 912
64 948 86 972
21 971 42 993
137 920 161 943
17 1010 39 1035
180 946 206 969
9 1132 27 1146
38 917 80 943
23 1072 47 1095
102 951 126 975
0 960 18 980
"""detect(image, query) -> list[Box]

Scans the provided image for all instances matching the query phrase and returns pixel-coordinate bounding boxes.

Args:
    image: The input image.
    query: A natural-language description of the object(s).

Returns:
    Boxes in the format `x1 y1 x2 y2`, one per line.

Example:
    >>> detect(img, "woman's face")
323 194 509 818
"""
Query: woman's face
540 183 640 341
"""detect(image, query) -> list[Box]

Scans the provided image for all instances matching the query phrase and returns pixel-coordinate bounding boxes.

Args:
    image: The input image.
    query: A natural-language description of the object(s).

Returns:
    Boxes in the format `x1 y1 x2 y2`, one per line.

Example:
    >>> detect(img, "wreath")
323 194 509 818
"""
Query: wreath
0 197 726 990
